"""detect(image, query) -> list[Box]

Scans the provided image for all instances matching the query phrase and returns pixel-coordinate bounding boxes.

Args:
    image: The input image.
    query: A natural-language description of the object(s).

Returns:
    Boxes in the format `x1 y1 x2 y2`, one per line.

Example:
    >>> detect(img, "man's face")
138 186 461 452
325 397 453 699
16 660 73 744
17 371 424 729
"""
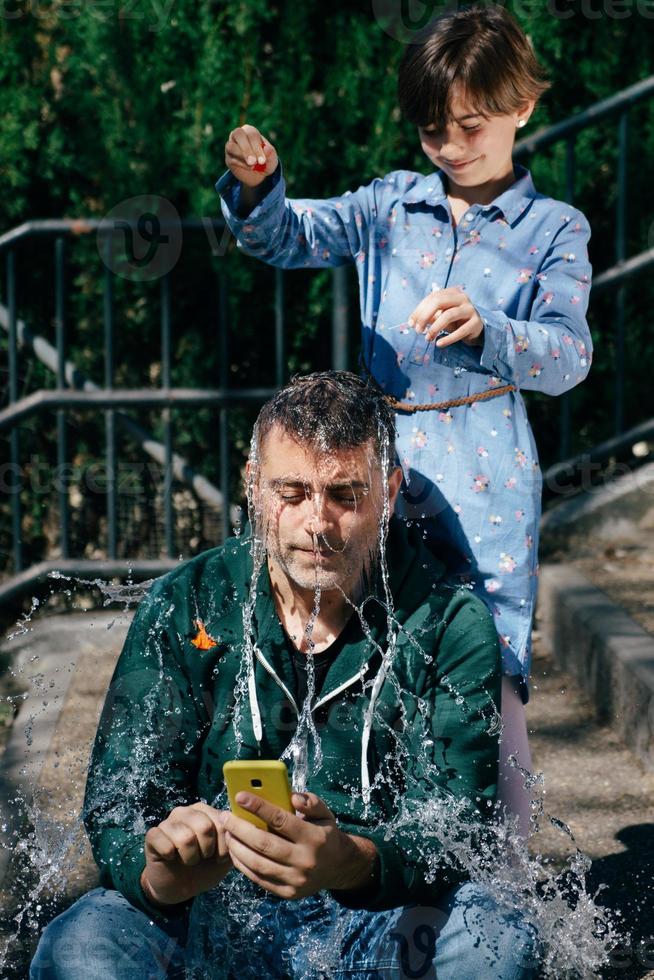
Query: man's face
254 425 402 597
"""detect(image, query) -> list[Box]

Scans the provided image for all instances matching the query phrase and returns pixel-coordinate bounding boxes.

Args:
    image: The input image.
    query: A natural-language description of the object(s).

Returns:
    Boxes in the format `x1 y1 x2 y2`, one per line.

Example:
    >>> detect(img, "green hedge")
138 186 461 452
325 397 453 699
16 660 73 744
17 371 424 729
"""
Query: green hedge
1 0 653 565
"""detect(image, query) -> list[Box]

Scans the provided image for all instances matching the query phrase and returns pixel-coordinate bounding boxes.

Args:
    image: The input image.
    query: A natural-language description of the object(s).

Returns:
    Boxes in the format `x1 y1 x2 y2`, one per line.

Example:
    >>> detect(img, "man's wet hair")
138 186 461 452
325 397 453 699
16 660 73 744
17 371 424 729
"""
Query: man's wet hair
254 371 397 467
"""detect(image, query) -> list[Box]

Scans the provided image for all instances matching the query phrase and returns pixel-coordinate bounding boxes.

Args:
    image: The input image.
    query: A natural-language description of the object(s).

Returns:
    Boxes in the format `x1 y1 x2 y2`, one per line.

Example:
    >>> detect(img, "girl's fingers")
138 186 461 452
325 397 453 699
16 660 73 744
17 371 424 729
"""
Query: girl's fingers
225 142 246 165
433 320 476 347
232 124 266 165
230 128 259 166
415 309 443 335
240 123 267 164
227 129 254 166
425 307 462 341
409 288 467 333
409 296 441 333
225 148 250 173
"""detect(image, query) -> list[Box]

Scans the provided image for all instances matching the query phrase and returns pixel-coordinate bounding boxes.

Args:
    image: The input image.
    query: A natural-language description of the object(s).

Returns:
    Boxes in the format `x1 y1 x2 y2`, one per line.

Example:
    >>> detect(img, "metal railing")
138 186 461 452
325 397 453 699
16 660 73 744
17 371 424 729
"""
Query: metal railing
514 74 654 463
2 76 654 601
0 218 350 602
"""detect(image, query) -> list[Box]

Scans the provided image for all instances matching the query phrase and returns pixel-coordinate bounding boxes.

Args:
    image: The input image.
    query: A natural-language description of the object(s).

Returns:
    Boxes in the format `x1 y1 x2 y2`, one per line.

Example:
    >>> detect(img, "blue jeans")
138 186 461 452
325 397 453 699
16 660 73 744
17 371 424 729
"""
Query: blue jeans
30 881 541 979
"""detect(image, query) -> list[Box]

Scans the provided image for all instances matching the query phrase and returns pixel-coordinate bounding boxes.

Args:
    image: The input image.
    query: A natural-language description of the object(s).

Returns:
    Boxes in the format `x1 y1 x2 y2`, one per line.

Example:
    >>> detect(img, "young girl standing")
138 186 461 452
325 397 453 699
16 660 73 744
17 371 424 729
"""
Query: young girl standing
216 3 593 837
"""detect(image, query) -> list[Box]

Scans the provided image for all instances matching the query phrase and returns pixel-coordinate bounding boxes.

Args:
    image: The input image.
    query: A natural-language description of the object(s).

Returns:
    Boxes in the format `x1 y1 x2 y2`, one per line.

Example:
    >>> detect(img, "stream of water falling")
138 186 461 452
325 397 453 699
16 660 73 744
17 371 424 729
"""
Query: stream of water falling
0 421 631 977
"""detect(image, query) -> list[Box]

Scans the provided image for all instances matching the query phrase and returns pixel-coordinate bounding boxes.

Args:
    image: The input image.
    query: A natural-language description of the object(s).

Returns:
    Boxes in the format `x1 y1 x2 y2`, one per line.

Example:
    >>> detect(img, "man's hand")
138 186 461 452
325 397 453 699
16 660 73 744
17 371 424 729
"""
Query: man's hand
408 287 484 347
225 124 279 189
140 802 233 909
219 791 378 900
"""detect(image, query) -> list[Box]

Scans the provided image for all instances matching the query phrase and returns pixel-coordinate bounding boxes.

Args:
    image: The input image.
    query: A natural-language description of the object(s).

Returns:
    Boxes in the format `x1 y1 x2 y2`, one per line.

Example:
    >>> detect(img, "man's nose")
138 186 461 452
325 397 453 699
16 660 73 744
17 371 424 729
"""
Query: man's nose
304 495 331 536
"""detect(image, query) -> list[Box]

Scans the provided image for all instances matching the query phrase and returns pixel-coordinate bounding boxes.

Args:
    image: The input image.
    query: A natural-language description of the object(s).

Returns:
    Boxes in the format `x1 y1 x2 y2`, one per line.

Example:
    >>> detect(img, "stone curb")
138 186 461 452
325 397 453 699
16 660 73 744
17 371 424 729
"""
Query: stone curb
540 460 654 553
538 564 654 771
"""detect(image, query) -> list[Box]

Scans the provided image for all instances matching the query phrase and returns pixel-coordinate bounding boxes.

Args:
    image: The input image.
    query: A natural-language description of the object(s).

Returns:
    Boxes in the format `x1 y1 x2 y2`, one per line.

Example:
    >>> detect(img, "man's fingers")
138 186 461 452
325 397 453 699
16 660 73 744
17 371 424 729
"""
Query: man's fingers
219 810 296 862
235 792 303 841
144 825 179 862
145 822 207 866
162 820 207 866
181 808 224 860
292 792 335 824
227 846 295 899
146 807 223 865
225 832 297 884
188 802 233 860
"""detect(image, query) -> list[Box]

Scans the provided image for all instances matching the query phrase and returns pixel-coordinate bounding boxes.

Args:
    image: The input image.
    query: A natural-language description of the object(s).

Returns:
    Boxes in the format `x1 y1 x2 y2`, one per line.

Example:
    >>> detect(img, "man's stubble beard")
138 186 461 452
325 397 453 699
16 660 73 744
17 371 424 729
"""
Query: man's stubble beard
267 534 380 598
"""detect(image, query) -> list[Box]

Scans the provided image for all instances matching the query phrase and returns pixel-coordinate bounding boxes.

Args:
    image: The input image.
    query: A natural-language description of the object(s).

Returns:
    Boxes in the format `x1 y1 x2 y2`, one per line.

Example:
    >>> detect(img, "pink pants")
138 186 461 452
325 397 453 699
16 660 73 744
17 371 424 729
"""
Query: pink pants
496 676 533 839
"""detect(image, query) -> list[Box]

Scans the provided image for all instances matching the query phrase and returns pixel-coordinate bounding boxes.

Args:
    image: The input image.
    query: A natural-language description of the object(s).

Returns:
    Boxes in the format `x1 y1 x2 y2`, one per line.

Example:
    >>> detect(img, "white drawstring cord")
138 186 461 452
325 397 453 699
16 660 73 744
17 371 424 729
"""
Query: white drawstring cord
361 659 390 805
248 648 263 744
247 638 386 799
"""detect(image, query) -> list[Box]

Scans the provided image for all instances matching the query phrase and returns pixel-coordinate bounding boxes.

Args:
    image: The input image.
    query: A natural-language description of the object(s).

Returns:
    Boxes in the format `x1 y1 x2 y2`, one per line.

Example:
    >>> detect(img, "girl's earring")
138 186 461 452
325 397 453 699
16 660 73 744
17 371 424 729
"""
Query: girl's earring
517 120 527 128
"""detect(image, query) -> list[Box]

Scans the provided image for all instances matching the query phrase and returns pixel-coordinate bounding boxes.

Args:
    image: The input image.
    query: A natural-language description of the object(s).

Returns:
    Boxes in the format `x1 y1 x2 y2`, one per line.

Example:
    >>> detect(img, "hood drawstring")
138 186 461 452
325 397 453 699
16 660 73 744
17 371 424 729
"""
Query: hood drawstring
247 643 388 802
361 658 391 806
248 647 263 745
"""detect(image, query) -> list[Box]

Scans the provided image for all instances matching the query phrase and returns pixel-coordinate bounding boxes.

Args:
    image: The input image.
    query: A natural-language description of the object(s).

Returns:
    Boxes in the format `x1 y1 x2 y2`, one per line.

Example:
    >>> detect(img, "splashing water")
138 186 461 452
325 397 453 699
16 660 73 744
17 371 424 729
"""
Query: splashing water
47 568 154 609
0 417 630 977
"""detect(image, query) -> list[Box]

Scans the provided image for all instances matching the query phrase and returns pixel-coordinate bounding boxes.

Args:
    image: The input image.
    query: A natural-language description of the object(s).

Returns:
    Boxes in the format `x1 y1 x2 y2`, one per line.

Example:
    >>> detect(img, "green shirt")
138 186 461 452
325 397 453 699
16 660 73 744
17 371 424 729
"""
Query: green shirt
82 518 502 926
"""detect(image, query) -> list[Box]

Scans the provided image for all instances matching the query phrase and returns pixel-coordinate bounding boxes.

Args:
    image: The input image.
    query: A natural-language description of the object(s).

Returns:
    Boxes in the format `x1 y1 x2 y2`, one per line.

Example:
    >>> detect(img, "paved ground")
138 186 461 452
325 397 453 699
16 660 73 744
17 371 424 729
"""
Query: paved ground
526 629 654 978
0 611 130 979
0 609 653 978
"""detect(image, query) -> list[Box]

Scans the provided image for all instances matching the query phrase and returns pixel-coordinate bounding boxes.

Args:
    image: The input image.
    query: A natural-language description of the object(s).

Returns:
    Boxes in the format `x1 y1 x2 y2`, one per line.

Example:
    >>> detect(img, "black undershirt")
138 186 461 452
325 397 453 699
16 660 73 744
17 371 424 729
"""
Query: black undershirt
285 619 354 707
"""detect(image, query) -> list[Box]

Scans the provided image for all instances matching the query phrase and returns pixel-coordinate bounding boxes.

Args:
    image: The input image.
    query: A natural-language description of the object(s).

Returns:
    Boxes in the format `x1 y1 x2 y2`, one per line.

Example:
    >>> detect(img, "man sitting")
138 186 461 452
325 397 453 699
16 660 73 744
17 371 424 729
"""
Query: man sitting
30 371 539 979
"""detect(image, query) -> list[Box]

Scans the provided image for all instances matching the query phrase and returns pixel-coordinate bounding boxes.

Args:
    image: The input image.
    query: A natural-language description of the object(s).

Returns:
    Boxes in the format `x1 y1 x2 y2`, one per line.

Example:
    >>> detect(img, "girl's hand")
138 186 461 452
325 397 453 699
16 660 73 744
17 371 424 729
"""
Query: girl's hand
225 124 279 188
408 287 485 348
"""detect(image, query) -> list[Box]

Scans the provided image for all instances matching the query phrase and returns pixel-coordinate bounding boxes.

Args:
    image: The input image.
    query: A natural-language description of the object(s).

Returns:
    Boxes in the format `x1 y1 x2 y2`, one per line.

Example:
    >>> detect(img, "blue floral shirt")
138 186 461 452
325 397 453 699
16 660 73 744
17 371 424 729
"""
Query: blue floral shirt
215 162 593 696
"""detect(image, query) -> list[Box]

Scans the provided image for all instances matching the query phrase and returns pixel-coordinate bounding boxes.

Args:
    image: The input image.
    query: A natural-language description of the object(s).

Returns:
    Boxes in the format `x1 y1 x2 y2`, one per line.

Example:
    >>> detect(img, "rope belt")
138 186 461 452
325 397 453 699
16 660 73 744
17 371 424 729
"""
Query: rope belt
385 383 516 414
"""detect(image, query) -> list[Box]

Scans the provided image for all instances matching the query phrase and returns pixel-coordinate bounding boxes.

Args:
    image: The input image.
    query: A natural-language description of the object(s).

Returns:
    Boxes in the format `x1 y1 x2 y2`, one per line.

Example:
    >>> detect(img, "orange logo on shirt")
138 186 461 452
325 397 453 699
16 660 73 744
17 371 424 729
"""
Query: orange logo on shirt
191 620 217 650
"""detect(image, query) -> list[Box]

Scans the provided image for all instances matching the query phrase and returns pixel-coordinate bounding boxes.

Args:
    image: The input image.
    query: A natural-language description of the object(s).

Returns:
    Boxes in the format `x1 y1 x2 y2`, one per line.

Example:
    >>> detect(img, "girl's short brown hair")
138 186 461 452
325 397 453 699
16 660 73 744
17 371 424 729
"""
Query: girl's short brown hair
397 3 551 129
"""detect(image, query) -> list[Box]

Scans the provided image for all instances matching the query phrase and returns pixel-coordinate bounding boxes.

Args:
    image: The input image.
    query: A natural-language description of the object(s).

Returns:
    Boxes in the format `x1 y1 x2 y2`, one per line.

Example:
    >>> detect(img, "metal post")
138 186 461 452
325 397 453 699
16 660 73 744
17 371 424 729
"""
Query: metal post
7 249 22 572
274 267 285 388
331 266 349 372
161 272 174 558
103 234 117 559
55 237 69 559
218 269 231 543
615 111 628 436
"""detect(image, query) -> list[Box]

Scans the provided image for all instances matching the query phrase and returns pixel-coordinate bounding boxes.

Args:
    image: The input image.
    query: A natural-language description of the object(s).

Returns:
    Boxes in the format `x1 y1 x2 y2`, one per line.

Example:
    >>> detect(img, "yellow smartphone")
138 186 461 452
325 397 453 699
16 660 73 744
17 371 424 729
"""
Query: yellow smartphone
223 760 294 831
